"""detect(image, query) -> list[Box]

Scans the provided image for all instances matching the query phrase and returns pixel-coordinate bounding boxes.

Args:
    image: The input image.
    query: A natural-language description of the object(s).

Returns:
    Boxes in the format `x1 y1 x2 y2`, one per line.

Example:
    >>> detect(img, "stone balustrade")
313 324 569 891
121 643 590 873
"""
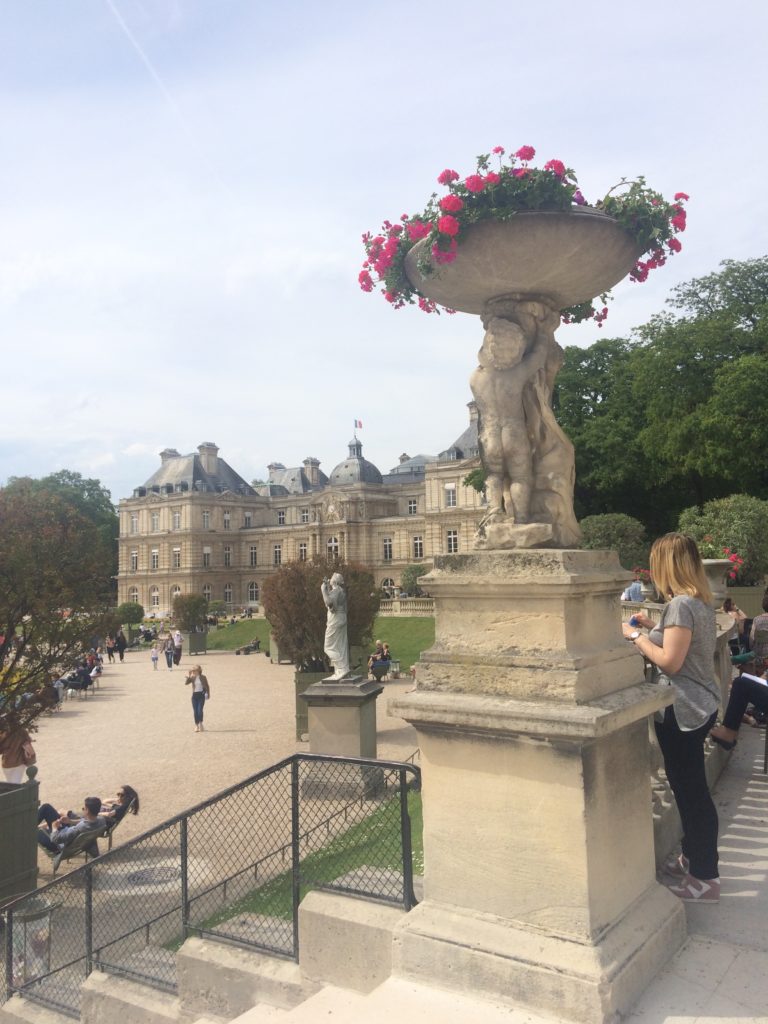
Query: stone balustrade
378 597 435 617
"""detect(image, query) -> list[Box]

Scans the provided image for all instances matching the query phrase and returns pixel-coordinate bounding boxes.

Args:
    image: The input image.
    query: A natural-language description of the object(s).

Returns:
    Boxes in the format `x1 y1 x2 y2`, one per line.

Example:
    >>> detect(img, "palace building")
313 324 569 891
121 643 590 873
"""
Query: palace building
117 407 485 617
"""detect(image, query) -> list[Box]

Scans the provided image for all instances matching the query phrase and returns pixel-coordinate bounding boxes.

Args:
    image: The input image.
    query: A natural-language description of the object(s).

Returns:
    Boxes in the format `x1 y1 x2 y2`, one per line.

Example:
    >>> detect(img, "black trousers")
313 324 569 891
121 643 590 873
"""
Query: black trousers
723 674 768 730
655 706 719 880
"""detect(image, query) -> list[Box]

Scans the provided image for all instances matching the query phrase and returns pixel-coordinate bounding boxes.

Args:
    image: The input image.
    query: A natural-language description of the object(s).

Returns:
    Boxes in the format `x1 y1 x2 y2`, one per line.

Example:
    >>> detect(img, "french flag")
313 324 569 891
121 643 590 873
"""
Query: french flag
354 419 363 429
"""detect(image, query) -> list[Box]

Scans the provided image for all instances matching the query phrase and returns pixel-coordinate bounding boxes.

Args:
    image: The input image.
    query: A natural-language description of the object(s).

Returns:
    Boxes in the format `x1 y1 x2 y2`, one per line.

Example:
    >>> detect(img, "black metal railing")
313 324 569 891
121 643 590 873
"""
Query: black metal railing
2 753 420 1019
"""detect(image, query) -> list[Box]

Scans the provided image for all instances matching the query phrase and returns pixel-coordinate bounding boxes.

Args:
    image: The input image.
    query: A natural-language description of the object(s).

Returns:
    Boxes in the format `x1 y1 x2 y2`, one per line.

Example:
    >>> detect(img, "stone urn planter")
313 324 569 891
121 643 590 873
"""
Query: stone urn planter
702 558 733 608
405 210 638 550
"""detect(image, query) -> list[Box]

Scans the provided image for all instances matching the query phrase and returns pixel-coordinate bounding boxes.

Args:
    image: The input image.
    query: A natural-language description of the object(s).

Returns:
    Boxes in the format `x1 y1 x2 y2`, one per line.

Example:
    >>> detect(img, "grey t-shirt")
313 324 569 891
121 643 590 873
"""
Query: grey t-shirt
649 595 719 730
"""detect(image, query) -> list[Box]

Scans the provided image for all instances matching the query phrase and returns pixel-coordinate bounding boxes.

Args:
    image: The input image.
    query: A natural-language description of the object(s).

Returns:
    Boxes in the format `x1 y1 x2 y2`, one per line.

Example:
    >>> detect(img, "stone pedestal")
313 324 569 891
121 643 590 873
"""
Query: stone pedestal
300 676 383 759
388 550 685 1023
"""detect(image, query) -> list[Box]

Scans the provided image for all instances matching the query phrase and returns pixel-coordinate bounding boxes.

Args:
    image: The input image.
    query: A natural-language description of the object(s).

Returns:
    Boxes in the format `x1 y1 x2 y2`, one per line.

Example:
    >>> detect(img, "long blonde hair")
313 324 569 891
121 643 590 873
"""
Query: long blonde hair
649 532 712 604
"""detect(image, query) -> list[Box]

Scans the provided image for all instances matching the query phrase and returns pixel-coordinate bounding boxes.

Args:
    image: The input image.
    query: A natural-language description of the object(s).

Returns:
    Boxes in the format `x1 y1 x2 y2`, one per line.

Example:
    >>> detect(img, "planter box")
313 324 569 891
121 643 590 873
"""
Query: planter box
185 631 207 656
0 776 40 908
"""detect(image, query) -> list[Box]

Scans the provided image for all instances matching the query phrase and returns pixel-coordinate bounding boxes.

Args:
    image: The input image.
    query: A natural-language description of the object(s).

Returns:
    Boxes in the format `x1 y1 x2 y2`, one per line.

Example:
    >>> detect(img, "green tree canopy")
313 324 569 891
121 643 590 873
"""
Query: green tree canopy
172 594 208 632
262 559 380 671
116 602 145 626
578 514 649 571
400 564 430 596
0 481 114 733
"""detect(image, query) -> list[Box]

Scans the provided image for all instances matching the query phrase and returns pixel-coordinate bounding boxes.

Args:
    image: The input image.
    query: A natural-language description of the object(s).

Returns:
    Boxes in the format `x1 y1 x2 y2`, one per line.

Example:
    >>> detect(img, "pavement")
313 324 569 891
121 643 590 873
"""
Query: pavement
28 651 768 1022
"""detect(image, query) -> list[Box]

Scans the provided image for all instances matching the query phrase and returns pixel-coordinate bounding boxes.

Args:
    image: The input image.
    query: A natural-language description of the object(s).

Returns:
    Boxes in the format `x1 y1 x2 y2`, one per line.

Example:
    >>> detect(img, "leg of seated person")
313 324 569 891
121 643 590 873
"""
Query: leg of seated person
723 675 768 731
37 830 59 853
38 803 60 829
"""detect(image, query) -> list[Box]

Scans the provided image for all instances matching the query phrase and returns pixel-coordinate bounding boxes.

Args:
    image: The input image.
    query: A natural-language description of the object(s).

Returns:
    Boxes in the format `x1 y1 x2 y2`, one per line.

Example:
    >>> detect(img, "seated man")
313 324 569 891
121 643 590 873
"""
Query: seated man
37 796 106 858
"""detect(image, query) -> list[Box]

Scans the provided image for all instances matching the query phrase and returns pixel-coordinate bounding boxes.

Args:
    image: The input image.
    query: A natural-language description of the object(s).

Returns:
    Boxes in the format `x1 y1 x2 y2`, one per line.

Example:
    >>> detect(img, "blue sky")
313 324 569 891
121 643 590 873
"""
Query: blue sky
1 0 766 504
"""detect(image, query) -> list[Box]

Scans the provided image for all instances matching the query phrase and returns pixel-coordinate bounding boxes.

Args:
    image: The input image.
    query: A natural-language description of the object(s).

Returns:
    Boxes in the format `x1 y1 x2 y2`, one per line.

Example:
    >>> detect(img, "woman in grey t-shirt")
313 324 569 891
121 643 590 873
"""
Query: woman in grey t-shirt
623 533 720 903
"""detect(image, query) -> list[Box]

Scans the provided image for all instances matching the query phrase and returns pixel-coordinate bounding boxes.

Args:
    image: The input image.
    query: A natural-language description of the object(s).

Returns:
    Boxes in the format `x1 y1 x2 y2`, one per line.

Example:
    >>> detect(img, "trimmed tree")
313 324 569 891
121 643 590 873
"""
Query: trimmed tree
172 594 209 632
116 602 145 627
262 559 380 671
0 481 114 734
579 514 649 571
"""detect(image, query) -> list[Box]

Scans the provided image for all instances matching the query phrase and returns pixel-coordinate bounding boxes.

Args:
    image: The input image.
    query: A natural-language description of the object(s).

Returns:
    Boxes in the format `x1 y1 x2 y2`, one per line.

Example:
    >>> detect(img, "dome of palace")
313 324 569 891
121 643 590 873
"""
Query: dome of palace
329 437 383 486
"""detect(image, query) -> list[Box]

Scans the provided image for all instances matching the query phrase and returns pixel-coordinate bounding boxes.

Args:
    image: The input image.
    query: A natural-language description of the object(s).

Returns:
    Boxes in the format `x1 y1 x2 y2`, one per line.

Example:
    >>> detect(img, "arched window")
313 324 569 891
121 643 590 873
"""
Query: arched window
382 578 395 593
149 586 160 609
224 584 233 604
171 585 181 602
202 584 212 602
128 587 139 604
248 582 260 602
327 536 339 558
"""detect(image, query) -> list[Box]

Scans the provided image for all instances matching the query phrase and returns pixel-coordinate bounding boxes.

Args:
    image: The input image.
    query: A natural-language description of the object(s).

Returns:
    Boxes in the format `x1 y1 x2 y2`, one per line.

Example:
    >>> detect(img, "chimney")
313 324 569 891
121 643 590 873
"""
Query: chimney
467 401 479 423
159 448 180 463
303 457 321 486
399 452 411 464
197 442 219 475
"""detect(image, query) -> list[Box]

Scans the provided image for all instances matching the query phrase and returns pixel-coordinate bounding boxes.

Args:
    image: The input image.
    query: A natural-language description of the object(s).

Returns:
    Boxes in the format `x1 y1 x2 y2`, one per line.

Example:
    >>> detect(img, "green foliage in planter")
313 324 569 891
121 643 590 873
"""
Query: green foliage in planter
172 593 208 632
679 495 768 586
579 513 649 570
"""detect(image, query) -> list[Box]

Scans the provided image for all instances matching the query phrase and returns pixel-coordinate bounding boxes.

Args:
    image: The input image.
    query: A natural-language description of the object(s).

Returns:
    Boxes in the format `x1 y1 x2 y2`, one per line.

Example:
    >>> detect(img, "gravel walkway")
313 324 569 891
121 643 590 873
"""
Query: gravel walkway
30 649 419 867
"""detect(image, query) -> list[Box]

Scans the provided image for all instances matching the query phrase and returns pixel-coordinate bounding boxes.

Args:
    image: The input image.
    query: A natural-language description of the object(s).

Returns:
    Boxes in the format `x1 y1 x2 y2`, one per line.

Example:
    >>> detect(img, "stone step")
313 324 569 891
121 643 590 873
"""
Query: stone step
82 969 180 1023
0 995 72 1024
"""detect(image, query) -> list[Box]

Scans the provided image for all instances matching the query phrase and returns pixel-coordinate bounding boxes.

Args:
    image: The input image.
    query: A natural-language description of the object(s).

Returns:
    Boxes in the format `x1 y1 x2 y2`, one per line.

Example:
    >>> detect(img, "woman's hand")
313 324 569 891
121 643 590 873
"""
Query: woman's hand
631 612 655 630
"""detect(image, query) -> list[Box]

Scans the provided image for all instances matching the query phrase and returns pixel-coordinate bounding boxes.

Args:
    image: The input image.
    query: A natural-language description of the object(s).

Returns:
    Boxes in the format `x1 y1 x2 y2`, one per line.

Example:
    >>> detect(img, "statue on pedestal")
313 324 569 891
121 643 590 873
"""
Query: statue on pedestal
321 573 350 679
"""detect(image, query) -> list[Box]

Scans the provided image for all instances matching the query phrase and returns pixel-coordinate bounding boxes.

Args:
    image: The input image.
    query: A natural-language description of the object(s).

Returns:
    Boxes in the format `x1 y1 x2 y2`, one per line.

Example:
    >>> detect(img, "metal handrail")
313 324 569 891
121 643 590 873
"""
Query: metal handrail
2 753 420 1019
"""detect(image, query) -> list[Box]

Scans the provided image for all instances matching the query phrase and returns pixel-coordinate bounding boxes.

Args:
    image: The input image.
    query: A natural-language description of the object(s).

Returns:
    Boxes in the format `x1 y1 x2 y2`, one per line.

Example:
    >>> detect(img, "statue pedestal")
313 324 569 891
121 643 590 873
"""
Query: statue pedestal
388 550 685 1022
300 676 383 759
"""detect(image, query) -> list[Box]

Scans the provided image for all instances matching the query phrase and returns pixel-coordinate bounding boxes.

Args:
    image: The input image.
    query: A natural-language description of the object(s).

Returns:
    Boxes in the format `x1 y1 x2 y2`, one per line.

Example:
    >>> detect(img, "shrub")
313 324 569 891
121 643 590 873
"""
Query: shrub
172 594 209 632
579 513 649 570
678 495 768 585
400 564 431 596
116 601 144 626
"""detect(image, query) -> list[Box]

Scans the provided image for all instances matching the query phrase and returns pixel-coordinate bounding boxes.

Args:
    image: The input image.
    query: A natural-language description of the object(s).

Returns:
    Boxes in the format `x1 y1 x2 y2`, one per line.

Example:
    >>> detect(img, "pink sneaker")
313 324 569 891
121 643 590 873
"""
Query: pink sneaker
666 874 720 903
662 853 689 878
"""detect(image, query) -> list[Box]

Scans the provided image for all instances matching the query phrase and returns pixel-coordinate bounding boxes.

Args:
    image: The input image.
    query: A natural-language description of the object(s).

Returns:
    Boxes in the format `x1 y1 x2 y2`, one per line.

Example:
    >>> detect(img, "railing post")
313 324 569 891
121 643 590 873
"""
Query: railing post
290 759 301 961
4 909 13 996
180 817 189 939
85 866 94 978
399 767 417 910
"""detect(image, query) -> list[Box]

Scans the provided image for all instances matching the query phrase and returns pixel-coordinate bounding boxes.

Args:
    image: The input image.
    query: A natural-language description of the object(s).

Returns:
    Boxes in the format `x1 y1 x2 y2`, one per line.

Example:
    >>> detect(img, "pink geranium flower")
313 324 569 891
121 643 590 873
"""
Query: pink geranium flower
492 146 505 155
439 194 464 212
668 237 682 253
437 214 460 237
515 145 535 162
437 169 459 185
464 174 485 193
484 171 500 185
406 219 431 241
358 270 374 292
432 239 458 265
543 159 566 178
674 192 690 201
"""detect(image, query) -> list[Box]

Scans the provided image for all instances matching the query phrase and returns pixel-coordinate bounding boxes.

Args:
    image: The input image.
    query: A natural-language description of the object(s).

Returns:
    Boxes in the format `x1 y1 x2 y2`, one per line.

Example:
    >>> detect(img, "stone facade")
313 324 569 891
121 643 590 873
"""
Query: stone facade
117 413 485 616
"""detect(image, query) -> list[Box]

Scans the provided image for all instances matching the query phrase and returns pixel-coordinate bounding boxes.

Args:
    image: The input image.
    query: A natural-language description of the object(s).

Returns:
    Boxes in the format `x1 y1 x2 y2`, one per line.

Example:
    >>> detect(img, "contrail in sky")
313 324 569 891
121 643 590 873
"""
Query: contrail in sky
103 0 183 120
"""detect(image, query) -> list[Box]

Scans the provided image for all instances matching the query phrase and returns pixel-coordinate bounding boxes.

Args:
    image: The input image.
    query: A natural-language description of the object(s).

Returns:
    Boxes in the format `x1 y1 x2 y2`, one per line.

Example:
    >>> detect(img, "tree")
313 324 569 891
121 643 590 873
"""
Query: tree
678 495 768 586
116 602 145 626
172 594 208 632
578 514 649 570
4 470 119 584
0 481 114 733
262 559 380 670
400 564 430 596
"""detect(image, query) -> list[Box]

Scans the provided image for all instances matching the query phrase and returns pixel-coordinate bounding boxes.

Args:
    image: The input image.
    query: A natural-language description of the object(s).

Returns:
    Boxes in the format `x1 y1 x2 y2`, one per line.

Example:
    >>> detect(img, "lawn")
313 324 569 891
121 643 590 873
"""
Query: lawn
202 616 435 671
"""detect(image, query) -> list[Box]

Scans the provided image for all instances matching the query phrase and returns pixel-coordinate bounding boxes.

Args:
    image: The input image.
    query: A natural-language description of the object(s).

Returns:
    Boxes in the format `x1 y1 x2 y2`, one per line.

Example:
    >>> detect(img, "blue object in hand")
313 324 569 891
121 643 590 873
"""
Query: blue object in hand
629 616 639 627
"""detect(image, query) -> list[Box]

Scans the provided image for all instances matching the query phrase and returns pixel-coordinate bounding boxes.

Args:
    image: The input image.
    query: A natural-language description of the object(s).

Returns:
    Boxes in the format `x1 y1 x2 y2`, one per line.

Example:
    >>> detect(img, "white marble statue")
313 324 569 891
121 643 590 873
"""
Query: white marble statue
321 573 350 679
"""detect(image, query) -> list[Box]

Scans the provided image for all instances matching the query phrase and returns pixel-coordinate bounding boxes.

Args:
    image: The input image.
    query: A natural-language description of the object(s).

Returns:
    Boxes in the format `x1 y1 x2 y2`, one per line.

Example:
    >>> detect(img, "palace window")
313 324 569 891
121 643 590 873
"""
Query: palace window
150 586 160 609
299 542 308 561
447 529 459 554
202 546 211 568
223 510 231 530
130 513 138 534
150 548 159 570
202 510 210 529
151 511 160 532
383 537 393 561
172 510 181 530
327 536 339 558
202 584 212 601
248 582 260 602
277 509 286 525
382 577 395 595
224 545 232 568
244 512 252 528
130 549 138 572
273 544 282 566
413 536 424 559
172 547 181 569
128 587 139 603
408 499 417 515
444 484 457 508
224 584 233 604
301 508 309 524
249 545 258 567
171 585 181 602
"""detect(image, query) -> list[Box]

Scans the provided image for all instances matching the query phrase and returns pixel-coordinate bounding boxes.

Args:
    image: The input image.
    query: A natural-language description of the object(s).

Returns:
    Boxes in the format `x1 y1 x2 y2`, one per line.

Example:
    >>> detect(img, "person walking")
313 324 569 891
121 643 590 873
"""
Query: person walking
185 665 210 732
623 532 721 903
173 629 183 667
150 643 159 671
105 634 116 663
115 628 128 663
163 635 175 671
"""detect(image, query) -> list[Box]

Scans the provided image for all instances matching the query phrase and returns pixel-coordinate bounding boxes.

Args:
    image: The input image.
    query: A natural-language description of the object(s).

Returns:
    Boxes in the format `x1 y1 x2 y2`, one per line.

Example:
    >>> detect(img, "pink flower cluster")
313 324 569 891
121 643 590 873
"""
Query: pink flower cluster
628 192 688 286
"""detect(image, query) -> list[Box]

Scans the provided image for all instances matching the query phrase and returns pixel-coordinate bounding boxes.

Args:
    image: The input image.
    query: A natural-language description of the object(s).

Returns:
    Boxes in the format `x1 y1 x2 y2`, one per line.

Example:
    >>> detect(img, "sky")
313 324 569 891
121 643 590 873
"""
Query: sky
1 0 766 505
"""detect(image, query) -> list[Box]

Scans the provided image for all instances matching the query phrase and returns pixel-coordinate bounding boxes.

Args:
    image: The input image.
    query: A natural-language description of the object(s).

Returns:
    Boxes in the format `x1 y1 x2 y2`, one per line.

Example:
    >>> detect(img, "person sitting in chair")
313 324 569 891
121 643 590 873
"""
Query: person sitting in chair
37 796 106 857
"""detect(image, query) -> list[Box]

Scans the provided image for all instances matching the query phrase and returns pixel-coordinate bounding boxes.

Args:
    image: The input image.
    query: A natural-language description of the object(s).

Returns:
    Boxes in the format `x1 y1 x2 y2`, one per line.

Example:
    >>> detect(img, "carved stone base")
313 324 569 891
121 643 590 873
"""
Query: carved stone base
474 520 553 549
299 677 383 758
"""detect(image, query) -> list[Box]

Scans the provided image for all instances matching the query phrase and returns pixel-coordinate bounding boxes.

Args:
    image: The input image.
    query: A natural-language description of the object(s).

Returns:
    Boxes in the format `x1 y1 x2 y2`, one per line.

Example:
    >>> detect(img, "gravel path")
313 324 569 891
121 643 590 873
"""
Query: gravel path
30 649 419 866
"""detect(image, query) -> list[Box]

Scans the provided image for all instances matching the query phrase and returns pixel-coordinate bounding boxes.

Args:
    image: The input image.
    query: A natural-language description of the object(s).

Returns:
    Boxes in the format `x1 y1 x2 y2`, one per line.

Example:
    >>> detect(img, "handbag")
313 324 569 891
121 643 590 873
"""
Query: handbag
21 739 36 766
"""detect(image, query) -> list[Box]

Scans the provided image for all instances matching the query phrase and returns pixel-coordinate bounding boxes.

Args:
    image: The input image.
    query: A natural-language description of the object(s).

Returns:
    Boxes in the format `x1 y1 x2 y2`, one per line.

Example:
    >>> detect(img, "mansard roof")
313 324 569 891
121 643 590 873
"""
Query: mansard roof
135 452 256 497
